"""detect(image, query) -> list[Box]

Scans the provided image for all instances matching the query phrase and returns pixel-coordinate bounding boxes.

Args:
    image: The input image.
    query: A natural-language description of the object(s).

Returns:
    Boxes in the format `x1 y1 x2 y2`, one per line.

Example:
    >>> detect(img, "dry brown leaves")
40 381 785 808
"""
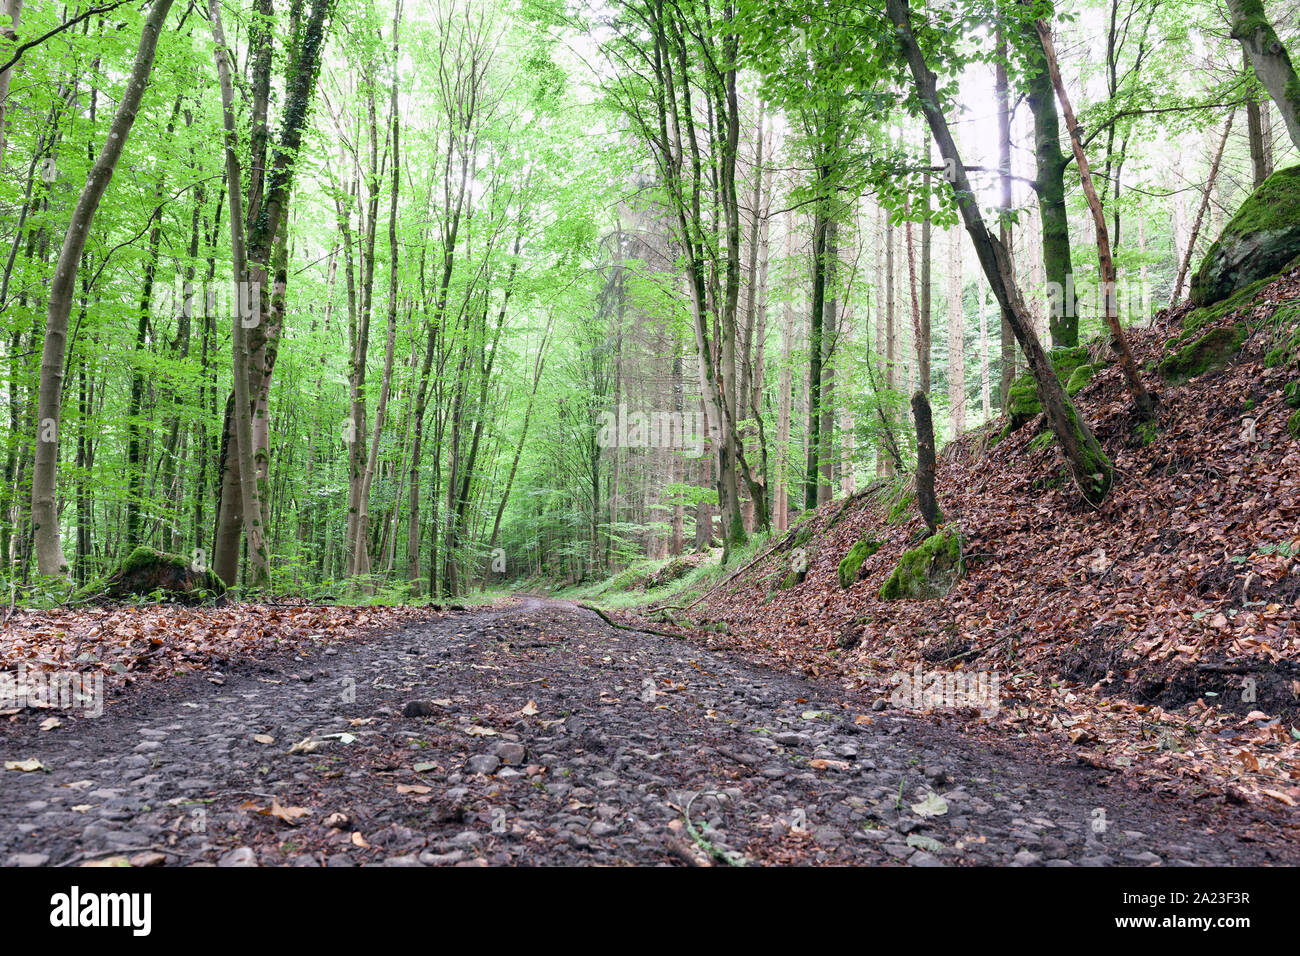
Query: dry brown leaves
0 603 435 692
689 267 1300 807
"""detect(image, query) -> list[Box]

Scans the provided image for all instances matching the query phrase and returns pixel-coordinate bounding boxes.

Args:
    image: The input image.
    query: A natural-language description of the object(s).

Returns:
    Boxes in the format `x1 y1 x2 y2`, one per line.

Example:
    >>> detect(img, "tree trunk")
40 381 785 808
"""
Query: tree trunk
775 209 793 530
1027 27 1077 347
1227 0 1300 152
30 0 176 579
911 391 940 534
947 228 966 438
1171 112 1235 305
1037 19 1156 421
995 24 1017 410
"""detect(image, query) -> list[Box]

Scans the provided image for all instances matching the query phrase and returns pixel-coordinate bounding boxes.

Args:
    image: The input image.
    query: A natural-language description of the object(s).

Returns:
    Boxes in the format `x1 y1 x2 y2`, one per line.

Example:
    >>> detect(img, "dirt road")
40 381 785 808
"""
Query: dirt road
2 598 1295 866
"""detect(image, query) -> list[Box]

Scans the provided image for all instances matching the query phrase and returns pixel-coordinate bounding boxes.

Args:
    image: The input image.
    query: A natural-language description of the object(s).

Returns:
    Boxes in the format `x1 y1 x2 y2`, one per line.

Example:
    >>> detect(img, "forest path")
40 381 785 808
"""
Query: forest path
1 597 1295 866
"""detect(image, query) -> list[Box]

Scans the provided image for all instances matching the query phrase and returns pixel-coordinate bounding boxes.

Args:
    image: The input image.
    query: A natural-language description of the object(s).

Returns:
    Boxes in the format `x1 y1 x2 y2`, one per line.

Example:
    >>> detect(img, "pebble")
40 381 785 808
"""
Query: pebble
219 847 257 867
466 755 501 776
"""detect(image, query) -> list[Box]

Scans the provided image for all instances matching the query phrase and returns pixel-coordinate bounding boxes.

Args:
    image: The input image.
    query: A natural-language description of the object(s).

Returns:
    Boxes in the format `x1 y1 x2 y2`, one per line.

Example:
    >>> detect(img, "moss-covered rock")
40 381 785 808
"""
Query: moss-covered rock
644 557 689 590
1180 275 1277 340
1190 166 1300 307
878 528 963 601
1004 345 1093 431
1285 380 1300 408
837 537 882 589
89 547 227 603
1157 323 1248 384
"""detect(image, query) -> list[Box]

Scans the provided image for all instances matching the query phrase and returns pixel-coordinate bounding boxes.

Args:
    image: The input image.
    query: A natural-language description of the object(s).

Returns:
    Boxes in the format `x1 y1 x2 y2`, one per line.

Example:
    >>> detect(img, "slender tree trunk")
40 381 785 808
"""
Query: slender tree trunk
1037 19 1156 421
919 140 933 393
775 211 793 529
995 24 1017 410
1172 112 1235 305
818 217 836 504
947 228 966 438
30 0 176 579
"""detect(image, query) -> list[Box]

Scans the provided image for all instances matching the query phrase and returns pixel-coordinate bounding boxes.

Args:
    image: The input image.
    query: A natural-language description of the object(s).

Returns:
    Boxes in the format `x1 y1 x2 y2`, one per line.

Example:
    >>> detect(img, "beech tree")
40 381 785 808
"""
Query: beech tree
30 0 177 579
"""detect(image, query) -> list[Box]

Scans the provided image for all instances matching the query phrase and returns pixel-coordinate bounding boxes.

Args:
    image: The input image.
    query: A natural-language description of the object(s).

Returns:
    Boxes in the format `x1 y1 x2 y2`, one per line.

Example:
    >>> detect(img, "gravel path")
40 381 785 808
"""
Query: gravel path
2 597 1296 867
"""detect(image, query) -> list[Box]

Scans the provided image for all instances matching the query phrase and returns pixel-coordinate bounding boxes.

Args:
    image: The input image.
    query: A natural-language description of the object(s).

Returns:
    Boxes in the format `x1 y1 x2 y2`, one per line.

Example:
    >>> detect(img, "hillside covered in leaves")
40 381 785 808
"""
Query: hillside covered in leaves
598 264 1300 807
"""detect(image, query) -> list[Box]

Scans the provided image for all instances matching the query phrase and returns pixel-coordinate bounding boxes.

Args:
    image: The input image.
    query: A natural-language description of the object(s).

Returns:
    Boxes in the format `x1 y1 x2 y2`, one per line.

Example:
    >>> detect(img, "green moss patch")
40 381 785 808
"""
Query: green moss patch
878 528 963 601
1026 430 1055 452
1157 323 1248 384
837 537 882 589
886 489 916 525
776 567 807 590
1065 363 1096 395
1264 303 1300 368
1290 409 1300 440
1004 345 1094 431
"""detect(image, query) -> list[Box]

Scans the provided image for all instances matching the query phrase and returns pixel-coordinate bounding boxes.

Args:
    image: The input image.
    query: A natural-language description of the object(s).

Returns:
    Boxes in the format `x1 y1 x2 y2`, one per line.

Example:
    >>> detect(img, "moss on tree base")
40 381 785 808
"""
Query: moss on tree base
1005 345 1095 432
878 528 963 601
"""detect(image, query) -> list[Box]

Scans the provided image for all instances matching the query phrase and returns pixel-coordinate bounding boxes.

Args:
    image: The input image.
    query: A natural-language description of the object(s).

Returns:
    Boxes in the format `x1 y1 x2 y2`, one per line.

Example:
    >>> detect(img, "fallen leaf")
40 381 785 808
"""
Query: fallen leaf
4 758 46 772
911 792 949 818
252 734 275 745
906 834 945 853
258 797 311 825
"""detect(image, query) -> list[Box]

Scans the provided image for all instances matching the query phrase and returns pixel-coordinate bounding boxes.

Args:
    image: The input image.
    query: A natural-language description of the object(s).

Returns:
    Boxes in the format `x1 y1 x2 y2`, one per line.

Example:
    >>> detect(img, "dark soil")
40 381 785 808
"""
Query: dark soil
2 598 1297 867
